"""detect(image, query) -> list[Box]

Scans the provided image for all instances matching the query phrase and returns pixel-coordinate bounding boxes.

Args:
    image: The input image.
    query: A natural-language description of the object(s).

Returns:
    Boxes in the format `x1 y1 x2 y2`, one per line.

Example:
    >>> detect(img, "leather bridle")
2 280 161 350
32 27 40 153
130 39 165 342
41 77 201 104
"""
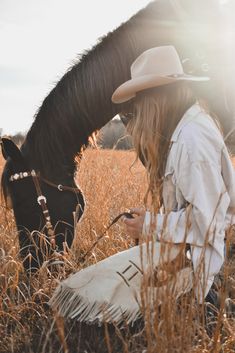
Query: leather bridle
9 169 83 249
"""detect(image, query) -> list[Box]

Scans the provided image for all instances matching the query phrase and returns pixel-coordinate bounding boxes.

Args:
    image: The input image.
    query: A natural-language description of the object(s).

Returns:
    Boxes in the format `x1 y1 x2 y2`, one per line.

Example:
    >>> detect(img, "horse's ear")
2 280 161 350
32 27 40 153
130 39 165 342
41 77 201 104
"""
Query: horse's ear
0 138 8 160
1 137 24 164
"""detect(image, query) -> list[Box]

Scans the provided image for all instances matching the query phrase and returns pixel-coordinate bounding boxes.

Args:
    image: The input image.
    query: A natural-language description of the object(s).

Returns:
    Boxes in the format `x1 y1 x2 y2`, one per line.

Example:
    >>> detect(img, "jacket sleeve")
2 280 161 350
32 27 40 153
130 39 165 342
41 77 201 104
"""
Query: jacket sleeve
143 160 230 276
143 160 230 251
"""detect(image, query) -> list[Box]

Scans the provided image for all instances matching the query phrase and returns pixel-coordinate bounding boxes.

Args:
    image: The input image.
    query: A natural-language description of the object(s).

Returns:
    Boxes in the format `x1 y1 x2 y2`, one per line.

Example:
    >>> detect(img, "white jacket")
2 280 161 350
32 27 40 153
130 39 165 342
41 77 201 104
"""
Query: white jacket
143 103 235 302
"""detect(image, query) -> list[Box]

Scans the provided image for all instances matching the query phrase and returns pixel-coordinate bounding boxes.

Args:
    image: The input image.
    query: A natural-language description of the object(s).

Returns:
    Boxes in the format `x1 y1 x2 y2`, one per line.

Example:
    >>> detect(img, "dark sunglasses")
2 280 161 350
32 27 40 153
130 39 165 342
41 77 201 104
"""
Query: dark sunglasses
120 112 135 126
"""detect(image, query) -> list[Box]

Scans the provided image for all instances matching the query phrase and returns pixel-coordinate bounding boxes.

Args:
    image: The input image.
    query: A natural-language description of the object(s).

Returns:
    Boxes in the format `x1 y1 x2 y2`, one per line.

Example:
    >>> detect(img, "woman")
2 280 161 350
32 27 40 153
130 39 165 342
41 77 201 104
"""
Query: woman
50 46 234 326
112 45 235 303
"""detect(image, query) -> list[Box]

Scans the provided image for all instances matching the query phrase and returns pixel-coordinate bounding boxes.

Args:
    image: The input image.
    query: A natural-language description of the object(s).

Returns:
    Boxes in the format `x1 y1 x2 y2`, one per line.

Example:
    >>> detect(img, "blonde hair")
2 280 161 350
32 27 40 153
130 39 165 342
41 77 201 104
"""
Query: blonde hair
126 82 196 212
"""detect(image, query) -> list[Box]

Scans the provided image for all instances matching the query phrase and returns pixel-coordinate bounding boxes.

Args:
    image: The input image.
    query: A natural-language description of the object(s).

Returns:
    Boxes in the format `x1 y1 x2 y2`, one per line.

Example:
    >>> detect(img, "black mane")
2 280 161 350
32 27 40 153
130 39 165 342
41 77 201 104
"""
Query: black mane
21 5 153 181
16 1 183 179
18 0 235 181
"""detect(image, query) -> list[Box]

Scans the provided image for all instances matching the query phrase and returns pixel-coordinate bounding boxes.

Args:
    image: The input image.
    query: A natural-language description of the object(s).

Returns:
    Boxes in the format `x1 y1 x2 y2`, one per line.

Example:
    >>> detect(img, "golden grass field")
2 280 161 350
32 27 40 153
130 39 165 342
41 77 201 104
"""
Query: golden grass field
0 149 235 353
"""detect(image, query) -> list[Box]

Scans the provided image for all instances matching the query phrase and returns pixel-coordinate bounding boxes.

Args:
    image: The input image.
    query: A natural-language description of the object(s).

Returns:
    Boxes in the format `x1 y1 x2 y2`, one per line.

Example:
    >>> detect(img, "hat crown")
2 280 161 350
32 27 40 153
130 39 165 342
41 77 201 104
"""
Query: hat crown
131 46 184 78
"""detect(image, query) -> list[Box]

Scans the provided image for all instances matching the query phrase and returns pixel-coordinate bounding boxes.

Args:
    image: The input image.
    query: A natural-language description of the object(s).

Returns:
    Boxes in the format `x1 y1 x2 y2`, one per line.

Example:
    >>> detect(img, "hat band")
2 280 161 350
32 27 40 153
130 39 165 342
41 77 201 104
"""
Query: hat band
167 73 185 78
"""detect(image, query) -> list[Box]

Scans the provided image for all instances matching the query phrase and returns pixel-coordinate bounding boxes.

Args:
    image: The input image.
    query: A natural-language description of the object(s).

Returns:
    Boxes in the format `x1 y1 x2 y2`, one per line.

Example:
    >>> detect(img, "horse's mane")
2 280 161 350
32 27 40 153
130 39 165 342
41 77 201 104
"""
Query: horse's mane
20 0 232 181
21 1 164 180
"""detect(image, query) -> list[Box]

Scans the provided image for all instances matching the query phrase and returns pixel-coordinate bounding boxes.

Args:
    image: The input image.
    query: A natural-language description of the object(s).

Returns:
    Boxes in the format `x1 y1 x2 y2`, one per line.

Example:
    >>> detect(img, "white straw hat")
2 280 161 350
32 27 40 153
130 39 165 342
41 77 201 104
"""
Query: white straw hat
112 45 210 104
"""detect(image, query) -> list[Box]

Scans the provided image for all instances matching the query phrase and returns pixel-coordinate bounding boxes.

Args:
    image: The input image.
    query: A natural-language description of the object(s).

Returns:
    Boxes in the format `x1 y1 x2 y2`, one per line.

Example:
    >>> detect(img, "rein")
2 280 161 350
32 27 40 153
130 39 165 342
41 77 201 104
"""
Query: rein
9 169 83 249
80 212 137 263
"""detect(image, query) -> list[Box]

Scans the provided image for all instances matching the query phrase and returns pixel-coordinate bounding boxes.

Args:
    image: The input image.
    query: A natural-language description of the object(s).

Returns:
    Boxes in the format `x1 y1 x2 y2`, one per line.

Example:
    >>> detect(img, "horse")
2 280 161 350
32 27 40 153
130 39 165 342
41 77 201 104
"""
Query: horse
1 0 234 273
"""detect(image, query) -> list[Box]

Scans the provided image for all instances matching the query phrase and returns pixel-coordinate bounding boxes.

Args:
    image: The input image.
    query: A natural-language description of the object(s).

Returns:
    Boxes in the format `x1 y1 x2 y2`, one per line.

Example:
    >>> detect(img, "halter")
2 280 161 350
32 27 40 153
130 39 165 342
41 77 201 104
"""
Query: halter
9 169 83 249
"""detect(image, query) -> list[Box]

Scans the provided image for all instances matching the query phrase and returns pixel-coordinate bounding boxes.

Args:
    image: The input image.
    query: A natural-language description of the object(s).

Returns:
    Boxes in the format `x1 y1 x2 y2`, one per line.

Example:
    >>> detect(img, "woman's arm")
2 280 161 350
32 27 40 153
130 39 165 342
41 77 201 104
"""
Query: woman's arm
143 161 230 249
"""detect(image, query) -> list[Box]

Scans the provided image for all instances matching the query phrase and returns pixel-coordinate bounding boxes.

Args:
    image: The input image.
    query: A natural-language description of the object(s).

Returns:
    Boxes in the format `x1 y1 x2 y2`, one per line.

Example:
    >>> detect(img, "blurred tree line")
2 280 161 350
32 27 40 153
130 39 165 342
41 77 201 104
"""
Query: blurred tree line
98 118 133 150
10 132 26 146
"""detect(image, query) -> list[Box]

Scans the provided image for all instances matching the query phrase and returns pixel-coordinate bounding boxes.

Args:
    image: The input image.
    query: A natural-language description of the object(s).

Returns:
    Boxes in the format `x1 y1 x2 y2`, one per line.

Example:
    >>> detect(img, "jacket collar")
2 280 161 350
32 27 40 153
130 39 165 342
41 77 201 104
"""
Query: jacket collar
170 103 205 142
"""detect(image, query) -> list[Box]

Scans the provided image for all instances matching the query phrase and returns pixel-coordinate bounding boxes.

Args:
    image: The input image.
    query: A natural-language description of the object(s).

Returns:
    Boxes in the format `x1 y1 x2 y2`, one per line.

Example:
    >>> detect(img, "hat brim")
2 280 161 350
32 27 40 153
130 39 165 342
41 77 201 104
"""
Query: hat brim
111 74 210 104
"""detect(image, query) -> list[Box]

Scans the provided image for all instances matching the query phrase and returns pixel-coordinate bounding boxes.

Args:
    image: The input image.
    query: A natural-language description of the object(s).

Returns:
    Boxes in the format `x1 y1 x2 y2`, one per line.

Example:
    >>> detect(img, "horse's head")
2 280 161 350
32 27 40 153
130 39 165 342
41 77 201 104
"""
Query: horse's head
1 138 34 211
1 137 85 272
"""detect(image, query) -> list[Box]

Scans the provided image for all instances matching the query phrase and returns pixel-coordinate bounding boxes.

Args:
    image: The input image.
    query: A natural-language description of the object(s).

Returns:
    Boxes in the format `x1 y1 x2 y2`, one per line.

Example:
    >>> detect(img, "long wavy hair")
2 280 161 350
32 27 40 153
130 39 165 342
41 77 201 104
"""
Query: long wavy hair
126 82 196 211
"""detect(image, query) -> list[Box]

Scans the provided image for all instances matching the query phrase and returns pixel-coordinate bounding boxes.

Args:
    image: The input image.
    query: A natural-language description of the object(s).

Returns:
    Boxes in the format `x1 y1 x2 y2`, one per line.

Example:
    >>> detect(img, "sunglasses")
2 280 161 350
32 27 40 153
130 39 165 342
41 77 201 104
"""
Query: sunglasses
120 112 135 126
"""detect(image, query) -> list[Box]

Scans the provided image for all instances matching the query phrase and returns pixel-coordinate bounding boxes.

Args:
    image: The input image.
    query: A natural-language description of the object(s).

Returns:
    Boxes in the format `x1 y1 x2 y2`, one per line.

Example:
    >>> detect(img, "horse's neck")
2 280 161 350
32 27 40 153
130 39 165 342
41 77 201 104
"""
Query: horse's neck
20 0 234 170
21 139 78 184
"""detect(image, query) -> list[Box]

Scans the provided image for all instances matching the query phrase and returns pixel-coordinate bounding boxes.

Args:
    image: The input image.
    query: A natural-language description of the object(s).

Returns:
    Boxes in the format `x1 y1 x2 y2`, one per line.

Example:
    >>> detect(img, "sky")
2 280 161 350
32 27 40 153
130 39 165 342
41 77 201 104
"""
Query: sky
0 0 151 135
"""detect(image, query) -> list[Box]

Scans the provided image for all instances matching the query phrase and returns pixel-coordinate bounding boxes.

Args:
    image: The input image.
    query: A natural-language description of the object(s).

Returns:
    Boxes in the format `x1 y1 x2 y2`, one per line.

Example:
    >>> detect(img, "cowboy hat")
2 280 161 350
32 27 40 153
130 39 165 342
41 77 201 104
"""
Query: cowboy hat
112 45 210 104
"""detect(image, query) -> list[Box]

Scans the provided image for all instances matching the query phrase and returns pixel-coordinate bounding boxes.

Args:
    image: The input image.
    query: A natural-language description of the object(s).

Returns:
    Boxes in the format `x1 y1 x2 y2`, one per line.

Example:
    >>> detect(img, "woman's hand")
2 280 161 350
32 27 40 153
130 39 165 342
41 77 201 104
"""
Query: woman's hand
123 207 146 240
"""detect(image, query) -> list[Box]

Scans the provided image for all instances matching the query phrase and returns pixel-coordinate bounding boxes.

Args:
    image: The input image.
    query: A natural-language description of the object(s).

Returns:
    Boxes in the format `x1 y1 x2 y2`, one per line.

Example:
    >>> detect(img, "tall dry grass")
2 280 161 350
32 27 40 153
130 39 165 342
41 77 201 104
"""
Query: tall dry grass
0 149 235 353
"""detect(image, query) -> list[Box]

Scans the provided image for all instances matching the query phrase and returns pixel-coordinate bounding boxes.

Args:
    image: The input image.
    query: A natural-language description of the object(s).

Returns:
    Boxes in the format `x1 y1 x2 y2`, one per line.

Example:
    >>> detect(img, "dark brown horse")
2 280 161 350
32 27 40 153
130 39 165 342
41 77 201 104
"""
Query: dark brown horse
1 0 235 272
